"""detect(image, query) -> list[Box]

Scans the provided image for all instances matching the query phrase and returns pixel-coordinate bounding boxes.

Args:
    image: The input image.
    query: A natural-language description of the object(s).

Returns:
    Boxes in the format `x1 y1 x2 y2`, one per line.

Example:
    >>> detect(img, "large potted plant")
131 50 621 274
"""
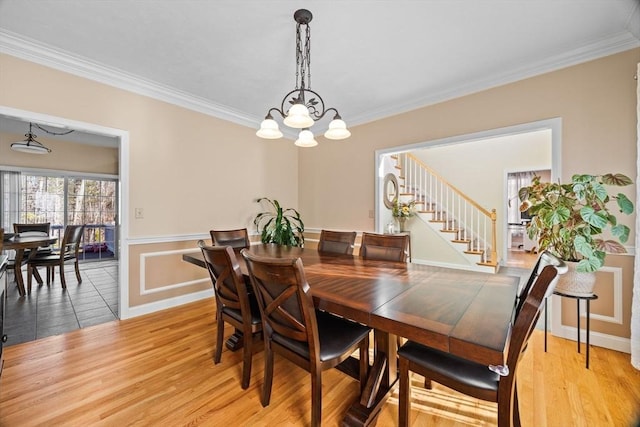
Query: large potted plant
518 173 634 295
253 197 305 247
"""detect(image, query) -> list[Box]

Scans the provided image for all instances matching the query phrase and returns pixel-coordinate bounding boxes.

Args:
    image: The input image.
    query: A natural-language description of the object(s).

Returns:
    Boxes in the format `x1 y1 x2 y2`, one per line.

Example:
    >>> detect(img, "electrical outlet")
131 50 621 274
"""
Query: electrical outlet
135 208 144 219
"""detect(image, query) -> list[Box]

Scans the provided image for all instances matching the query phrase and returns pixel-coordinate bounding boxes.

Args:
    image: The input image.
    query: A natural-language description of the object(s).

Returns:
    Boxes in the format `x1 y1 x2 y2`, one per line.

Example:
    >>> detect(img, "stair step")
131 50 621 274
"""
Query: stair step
441 229 460 233
395 165 402 170
451 239 471 244
391 155 398 160
477 261 499 271
464 250 484 255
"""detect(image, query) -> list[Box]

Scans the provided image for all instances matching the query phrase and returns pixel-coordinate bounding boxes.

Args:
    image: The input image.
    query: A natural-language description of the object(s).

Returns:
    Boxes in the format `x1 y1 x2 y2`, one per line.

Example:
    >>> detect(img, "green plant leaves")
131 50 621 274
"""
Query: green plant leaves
617 193 634 214
579 206 608 229
602 173 633 186
542 205 570 225
253 197 305 247
518 172 634 272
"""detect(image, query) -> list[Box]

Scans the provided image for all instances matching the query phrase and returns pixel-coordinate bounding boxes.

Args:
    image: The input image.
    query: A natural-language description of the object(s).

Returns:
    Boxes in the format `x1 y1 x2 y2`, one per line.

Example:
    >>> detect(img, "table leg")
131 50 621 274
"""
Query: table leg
342 329 397 427
225 329 244 351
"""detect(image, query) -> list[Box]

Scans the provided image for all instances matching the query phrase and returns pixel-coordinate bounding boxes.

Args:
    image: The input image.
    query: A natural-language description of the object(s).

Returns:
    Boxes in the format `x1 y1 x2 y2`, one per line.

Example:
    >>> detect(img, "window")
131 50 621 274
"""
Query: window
1 170 118 261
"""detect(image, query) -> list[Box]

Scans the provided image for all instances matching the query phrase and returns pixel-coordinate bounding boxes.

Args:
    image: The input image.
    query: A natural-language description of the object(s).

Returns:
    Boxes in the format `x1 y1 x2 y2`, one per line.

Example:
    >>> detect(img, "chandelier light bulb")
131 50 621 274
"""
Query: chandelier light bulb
283 103 314 129
256 118 283 139
324 118 351 140
294 129 318 147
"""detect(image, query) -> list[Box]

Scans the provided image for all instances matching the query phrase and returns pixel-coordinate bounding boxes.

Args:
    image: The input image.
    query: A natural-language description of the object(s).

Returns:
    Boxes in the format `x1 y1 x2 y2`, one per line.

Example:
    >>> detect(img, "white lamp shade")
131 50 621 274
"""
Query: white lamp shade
256 118 283 139
294 129 318 147
10 141 51 154
283 103 314 128
324 118 351 140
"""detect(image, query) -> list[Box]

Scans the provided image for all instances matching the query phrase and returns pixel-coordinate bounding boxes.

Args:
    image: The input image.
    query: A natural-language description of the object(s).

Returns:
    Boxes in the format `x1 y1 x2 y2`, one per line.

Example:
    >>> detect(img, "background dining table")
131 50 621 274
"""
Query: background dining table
183 243 519 426
3 235 58 297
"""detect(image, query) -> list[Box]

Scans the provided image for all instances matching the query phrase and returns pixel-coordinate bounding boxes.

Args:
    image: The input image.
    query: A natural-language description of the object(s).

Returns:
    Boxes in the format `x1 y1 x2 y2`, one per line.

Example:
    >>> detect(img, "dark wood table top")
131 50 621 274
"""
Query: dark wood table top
3 235 57 250
183 244 519 366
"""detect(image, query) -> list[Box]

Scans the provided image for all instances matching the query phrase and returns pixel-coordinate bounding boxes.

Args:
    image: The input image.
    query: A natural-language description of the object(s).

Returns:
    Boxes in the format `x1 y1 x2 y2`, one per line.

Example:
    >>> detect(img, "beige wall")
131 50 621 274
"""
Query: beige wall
0 53 299 309
299 49 638 236
1 48 638 344
298 48 639 342
0 131 118 174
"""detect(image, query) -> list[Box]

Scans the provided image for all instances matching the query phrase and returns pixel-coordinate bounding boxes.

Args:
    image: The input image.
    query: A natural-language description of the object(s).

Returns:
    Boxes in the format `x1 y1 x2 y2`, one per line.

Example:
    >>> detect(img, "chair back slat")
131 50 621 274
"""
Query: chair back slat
13 223 51 234
210 228 250 251
198 241 248 312
360 232 409 262
242 251 320 357
507 262 563 370
516 251 566 314
62 225 85 257
318 230 356 255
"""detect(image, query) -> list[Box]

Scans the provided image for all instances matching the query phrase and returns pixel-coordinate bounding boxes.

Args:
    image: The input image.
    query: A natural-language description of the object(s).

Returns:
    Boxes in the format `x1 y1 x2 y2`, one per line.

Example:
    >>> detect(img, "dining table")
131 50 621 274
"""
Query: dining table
183 243 520 426
3 235 58 297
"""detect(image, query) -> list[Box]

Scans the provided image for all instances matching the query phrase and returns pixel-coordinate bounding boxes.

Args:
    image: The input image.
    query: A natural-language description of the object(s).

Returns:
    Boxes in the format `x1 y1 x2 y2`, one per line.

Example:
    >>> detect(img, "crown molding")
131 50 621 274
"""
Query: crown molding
0 30 260 130
1 29 638 130
348 31 640 126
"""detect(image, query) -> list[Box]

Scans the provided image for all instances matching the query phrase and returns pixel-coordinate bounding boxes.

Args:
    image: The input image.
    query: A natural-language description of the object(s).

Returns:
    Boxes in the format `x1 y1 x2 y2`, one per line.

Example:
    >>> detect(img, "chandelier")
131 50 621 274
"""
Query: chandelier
10 122 74 154
256 9 350 147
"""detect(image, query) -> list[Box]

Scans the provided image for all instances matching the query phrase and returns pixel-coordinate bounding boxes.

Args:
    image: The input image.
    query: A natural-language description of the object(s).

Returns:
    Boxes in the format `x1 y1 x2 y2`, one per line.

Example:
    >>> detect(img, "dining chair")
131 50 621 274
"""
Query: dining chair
241 249 371 427
317 229 357 255
26 224 85 293
360 232 409 262
516 250 563 314
198 240 262 389
13 222 53 283
210 228 250 252
398 255 566 427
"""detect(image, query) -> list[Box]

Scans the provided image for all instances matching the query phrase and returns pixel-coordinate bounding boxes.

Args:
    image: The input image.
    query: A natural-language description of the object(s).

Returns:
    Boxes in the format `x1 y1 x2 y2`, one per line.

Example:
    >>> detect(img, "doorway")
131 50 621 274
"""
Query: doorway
375 118 560 267
0 106 130 324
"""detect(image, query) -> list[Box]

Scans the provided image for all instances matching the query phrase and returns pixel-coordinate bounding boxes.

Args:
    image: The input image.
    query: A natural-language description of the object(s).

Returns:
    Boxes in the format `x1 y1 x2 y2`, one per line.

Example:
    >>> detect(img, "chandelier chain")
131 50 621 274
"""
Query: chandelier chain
305 23 311 90
33 123 74 136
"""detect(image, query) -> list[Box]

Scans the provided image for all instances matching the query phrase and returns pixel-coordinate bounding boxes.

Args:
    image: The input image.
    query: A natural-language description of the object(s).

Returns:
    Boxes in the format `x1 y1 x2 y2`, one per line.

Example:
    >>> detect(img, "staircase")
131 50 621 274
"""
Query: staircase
393 153 499 273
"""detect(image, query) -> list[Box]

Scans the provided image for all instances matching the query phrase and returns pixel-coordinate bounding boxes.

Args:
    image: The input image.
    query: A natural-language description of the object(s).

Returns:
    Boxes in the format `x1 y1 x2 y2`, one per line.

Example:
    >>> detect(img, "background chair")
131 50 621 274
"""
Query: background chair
210 228 250 252
360 232 409 262
397 255 566 427
198 240 262 389
242 250 370 427
13 222 53 283
26 224 84 293
317 230 356 255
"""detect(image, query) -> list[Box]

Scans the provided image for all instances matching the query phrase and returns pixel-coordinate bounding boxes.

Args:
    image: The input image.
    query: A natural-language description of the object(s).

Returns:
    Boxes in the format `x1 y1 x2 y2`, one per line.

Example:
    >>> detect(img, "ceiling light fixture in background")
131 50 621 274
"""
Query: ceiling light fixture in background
256 9 350 147
10 122 74 154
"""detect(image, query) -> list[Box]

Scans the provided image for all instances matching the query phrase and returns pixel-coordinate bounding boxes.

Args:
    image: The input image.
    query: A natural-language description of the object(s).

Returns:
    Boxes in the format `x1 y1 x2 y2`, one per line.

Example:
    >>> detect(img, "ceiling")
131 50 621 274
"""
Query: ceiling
0 1 639 145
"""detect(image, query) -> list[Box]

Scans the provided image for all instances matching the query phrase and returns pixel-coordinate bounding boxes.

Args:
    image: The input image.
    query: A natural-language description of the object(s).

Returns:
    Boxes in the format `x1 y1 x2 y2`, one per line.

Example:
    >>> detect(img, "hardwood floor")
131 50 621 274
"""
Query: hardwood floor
1 297 638 426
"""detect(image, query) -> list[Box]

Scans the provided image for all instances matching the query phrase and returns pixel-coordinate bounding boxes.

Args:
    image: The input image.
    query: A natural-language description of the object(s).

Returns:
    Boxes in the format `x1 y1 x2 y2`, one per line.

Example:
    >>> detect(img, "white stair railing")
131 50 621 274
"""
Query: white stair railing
399 153 497 265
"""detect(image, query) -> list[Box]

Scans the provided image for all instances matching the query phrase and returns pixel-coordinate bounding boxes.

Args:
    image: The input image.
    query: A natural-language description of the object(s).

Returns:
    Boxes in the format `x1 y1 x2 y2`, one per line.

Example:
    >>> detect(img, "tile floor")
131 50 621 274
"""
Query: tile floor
4 260 119 346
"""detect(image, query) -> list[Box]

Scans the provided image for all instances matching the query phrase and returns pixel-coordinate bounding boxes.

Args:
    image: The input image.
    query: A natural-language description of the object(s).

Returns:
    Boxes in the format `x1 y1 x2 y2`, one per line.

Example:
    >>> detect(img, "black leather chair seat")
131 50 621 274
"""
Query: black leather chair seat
222 296 261 325
272 310 370 362
398 341 499 394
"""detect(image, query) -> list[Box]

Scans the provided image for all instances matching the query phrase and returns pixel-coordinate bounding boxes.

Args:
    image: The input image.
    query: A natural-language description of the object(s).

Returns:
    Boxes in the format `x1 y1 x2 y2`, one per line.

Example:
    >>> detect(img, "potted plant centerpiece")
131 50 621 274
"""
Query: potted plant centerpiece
518 173 634 295
392 199 416 232
253 197 305 247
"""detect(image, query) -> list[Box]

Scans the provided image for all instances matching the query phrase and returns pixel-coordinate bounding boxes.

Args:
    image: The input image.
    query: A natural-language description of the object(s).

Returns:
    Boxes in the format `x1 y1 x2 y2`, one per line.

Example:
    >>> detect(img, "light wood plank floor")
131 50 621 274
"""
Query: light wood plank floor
1 298 638 426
